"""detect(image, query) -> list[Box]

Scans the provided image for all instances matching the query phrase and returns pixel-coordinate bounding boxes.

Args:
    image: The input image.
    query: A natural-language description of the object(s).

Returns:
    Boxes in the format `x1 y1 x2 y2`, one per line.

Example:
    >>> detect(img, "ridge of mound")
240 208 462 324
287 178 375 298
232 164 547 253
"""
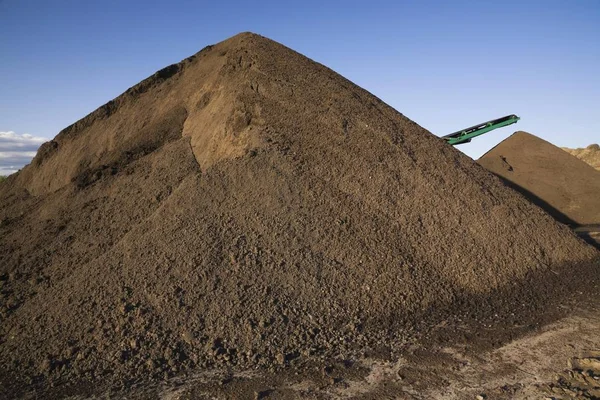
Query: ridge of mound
562 143 600 171
1 33 598 395
478 131 600 226
15 33 266 195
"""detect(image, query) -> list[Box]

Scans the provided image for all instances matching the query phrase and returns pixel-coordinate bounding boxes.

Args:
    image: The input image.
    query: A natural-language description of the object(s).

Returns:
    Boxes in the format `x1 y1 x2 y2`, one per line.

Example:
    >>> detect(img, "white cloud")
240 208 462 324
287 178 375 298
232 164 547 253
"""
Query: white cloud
0 131 49 175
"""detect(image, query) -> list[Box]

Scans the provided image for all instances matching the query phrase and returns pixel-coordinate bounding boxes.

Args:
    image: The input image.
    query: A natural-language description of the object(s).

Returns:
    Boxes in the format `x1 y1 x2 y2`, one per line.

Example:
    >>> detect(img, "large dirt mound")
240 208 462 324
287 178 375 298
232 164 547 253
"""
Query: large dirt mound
478 131 600 226
0 33 597 395
563 143 600 171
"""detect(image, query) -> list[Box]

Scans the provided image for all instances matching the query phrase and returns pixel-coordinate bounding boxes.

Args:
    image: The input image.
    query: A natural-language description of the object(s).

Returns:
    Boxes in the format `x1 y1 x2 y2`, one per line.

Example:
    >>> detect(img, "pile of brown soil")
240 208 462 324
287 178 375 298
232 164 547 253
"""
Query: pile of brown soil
478 131 600 226
1 33 598 396
563 143 600 171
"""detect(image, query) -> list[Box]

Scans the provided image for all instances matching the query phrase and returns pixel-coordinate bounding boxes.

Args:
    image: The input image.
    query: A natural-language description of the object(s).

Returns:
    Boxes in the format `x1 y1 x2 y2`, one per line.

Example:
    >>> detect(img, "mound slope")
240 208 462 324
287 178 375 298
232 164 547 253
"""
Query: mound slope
478 131 600 226
563 143 600 171
0 33 597 393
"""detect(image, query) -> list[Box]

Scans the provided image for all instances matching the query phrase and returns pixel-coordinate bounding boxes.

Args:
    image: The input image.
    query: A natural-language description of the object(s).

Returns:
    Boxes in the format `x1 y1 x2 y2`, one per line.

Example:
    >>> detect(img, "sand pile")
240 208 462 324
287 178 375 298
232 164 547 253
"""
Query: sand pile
1 33 598 395
478 132 600 226
563 143 600 171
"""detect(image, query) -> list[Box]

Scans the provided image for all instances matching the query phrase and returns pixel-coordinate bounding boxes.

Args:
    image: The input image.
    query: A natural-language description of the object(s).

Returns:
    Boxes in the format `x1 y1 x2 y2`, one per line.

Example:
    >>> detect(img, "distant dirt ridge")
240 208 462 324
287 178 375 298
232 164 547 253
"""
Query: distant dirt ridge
562 143 600 171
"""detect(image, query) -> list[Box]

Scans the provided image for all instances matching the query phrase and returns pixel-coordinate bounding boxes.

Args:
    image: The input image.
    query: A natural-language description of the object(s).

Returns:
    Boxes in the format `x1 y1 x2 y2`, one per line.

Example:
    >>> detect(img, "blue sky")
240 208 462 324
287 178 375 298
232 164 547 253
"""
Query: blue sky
1 0 599 174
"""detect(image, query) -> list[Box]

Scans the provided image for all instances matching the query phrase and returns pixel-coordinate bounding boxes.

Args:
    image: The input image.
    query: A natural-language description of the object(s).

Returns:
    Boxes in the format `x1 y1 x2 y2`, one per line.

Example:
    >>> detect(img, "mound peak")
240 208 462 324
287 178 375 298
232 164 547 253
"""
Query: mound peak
1 33 598 394
479 131 600 225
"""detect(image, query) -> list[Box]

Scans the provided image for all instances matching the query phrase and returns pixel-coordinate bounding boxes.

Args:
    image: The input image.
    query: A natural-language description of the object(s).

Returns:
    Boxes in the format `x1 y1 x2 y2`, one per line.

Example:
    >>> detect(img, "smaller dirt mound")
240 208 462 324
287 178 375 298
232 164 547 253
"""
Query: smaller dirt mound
563 143 600 171
478 131 600 226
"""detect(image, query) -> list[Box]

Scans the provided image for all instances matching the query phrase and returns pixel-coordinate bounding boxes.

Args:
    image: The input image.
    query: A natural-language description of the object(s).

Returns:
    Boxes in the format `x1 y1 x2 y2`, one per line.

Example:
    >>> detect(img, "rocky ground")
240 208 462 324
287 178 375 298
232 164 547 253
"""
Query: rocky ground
11 259 599 400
